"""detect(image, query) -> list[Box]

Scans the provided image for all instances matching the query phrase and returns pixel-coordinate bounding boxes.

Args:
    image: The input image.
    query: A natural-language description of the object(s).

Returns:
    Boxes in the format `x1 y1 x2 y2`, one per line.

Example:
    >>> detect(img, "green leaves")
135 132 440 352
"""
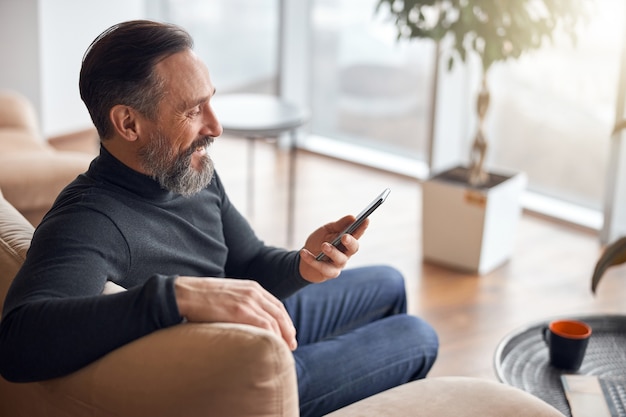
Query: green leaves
375 0 594 72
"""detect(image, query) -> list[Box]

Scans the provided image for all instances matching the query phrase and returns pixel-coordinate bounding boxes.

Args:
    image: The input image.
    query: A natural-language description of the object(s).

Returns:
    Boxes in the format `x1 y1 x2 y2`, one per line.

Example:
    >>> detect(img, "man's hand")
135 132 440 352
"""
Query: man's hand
174 277 297 350
298 215 369 283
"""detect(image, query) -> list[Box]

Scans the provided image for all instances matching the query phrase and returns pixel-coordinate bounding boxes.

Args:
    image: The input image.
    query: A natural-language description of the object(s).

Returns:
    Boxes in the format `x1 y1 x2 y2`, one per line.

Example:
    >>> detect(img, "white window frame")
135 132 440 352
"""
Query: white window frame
601 22 626 244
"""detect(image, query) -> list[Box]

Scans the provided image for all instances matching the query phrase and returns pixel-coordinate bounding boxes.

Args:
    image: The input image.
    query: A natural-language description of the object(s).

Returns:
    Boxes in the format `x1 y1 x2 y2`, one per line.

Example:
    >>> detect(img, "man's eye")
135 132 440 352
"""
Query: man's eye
188 107 201 117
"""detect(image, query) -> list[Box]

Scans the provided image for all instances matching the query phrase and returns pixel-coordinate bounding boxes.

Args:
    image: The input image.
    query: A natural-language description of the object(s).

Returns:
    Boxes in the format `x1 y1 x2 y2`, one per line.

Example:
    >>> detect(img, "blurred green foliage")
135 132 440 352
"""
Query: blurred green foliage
376 0 594 72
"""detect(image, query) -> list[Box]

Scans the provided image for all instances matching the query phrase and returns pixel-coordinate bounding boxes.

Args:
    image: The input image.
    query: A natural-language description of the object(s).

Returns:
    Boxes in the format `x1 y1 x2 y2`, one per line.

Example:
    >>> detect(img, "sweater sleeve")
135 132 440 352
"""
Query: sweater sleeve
214 175 310 299
0 207 182 383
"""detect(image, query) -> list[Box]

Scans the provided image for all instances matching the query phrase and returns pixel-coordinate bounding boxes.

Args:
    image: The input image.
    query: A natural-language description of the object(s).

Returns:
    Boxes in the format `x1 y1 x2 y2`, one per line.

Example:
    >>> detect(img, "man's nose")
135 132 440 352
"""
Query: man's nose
202 102 223 138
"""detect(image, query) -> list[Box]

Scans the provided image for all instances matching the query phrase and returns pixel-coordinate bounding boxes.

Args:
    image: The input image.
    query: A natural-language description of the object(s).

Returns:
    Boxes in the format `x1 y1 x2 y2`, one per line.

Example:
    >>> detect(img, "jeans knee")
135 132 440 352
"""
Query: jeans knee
379 265 407 312
384 314 439 380
405 315 439 359
375 264 404 282
360 265 407 314
369 265 406 295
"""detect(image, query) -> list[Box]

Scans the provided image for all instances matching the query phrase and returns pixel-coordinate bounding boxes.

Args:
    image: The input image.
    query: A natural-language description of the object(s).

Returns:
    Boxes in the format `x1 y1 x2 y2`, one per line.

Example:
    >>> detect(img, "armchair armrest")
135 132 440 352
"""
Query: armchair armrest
1 323 298 417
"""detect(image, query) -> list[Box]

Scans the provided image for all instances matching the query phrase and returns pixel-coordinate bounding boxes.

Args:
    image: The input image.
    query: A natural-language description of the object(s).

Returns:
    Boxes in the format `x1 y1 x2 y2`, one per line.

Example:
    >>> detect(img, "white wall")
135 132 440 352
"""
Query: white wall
0 0 42 122
0 0 146 138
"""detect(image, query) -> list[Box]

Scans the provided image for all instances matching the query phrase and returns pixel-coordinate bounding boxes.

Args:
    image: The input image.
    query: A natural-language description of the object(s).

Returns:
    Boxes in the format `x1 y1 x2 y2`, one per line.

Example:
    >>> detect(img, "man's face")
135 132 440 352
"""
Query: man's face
138 49 222 196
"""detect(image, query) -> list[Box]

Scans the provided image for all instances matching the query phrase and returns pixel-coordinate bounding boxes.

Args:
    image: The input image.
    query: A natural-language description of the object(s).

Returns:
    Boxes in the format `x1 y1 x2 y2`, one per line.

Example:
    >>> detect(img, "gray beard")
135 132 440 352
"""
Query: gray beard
139 131 215 197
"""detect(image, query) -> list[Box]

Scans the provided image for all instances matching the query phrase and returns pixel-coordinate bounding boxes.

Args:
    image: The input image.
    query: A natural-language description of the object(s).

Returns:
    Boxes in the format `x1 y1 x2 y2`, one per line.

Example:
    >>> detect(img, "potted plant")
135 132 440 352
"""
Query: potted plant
375 0 593 273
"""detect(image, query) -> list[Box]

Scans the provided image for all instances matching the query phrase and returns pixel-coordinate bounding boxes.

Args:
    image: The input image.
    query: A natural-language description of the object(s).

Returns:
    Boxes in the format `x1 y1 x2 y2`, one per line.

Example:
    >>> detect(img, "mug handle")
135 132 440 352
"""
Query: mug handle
542 326 550 346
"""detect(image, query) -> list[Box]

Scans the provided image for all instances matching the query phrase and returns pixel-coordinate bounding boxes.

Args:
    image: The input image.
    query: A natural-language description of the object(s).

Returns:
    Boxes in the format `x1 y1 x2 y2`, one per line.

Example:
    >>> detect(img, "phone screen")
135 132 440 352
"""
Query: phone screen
315 188 391 261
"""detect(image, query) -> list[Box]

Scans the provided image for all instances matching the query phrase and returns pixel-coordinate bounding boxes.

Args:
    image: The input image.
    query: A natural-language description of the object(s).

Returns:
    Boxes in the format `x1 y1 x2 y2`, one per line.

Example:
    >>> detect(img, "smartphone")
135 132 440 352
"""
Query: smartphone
315 188 391 262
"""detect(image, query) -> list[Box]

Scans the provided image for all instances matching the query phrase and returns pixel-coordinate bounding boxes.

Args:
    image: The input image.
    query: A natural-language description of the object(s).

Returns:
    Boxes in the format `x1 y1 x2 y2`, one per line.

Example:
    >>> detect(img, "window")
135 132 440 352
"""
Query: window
486 1 625 212
151 0 279 95
309 0 435 161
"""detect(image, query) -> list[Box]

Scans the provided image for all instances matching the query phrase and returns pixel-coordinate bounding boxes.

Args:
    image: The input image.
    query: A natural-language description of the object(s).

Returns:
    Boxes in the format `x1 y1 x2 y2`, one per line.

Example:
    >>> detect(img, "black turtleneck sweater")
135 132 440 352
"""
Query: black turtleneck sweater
0 146 307 383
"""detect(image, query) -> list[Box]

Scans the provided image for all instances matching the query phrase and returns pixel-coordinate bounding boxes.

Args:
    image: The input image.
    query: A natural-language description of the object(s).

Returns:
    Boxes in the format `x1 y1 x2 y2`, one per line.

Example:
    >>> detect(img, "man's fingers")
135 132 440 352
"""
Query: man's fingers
175 277 297 350
225 281 297 349
348 217 369 240
248 291 297 350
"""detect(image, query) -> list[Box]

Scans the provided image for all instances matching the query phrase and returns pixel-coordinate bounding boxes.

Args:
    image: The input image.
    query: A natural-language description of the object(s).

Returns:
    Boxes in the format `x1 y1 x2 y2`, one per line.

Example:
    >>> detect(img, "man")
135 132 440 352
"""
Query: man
0 20 438 417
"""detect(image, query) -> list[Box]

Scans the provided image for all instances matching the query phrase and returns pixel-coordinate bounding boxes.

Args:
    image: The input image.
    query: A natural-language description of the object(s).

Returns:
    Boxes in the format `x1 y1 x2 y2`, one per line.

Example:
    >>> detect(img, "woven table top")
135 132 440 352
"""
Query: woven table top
494 314 626 416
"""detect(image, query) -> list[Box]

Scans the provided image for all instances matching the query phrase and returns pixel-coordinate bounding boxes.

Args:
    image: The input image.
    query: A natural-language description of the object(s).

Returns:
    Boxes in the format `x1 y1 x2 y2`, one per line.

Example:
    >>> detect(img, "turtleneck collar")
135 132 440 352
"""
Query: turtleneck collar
88 145 179 202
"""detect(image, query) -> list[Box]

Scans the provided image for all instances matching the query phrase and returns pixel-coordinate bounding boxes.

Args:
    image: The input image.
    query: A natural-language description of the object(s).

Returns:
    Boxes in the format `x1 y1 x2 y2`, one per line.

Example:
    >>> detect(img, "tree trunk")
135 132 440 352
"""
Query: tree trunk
468 72 490 187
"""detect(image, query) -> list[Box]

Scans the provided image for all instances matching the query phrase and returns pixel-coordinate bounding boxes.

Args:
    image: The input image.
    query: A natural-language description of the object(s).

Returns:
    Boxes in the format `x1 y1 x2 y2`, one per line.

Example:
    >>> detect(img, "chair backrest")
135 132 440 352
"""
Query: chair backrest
0 90 48 153
0 91 40 138
0 188 34 313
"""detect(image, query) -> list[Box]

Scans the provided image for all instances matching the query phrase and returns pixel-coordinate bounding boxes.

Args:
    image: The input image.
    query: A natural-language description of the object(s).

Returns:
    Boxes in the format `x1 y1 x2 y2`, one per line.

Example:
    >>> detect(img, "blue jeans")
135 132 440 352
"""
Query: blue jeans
283 265 439 417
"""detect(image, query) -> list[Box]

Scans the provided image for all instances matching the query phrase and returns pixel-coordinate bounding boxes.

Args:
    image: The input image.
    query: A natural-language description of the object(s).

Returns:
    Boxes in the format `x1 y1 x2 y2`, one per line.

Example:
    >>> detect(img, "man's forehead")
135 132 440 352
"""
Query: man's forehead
155 50 213 108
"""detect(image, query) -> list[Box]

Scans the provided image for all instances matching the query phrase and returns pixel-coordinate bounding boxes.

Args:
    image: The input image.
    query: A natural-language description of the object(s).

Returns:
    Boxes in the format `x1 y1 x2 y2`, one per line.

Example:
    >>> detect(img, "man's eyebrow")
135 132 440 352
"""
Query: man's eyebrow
186 88 217 110
180 93 211 111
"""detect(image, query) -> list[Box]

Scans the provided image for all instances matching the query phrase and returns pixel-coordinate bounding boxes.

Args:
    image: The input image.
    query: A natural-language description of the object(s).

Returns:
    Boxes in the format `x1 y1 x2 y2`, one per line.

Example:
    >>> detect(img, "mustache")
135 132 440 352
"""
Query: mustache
193 136 214 149
186 136 214 156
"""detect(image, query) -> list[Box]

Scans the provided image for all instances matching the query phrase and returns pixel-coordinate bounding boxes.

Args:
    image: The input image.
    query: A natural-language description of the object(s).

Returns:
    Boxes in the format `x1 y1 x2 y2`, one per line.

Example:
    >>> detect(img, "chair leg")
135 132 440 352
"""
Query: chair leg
246 133 296 248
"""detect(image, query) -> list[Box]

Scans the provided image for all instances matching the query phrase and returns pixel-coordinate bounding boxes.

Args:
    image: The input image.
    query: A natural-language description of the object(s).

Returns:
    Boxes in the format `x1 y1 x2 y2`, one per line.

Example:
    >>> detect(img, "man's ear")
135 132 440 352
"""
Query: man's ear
109 105 143 142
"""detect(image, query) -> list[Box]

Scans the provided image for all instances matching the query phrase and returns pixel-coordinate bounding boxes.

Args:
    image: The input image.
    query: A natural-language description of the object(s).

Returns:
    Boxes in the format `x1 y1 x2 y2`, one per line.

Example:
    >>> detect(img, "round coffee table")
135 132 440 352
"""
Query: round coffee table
494 314 626 416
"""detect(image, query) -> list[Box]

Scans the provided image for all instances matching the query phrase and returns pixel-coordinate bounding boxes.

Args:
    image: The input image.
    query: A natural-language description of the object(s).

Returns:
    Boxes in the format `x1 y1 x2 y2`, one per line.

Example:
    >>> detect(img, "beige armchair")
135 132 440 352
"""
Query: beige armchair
0 186 564 416
0 90 94 226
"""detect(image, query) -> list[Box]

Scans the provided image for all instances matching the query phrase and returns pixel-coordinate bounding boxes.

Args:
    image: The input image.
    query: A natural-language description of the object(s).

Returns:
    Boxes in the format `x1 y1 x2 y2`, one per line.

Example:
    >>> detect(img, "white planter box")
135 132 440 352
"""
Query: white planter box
422 166 527 275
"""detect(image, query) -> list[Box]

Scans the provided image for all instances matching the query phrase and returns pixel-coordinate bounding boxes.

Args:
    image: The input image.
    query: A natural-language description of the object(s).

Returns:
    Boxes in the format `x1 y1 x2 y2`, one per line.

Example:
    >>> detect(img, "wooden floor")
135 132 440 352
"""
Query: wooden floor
57 132 626 381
